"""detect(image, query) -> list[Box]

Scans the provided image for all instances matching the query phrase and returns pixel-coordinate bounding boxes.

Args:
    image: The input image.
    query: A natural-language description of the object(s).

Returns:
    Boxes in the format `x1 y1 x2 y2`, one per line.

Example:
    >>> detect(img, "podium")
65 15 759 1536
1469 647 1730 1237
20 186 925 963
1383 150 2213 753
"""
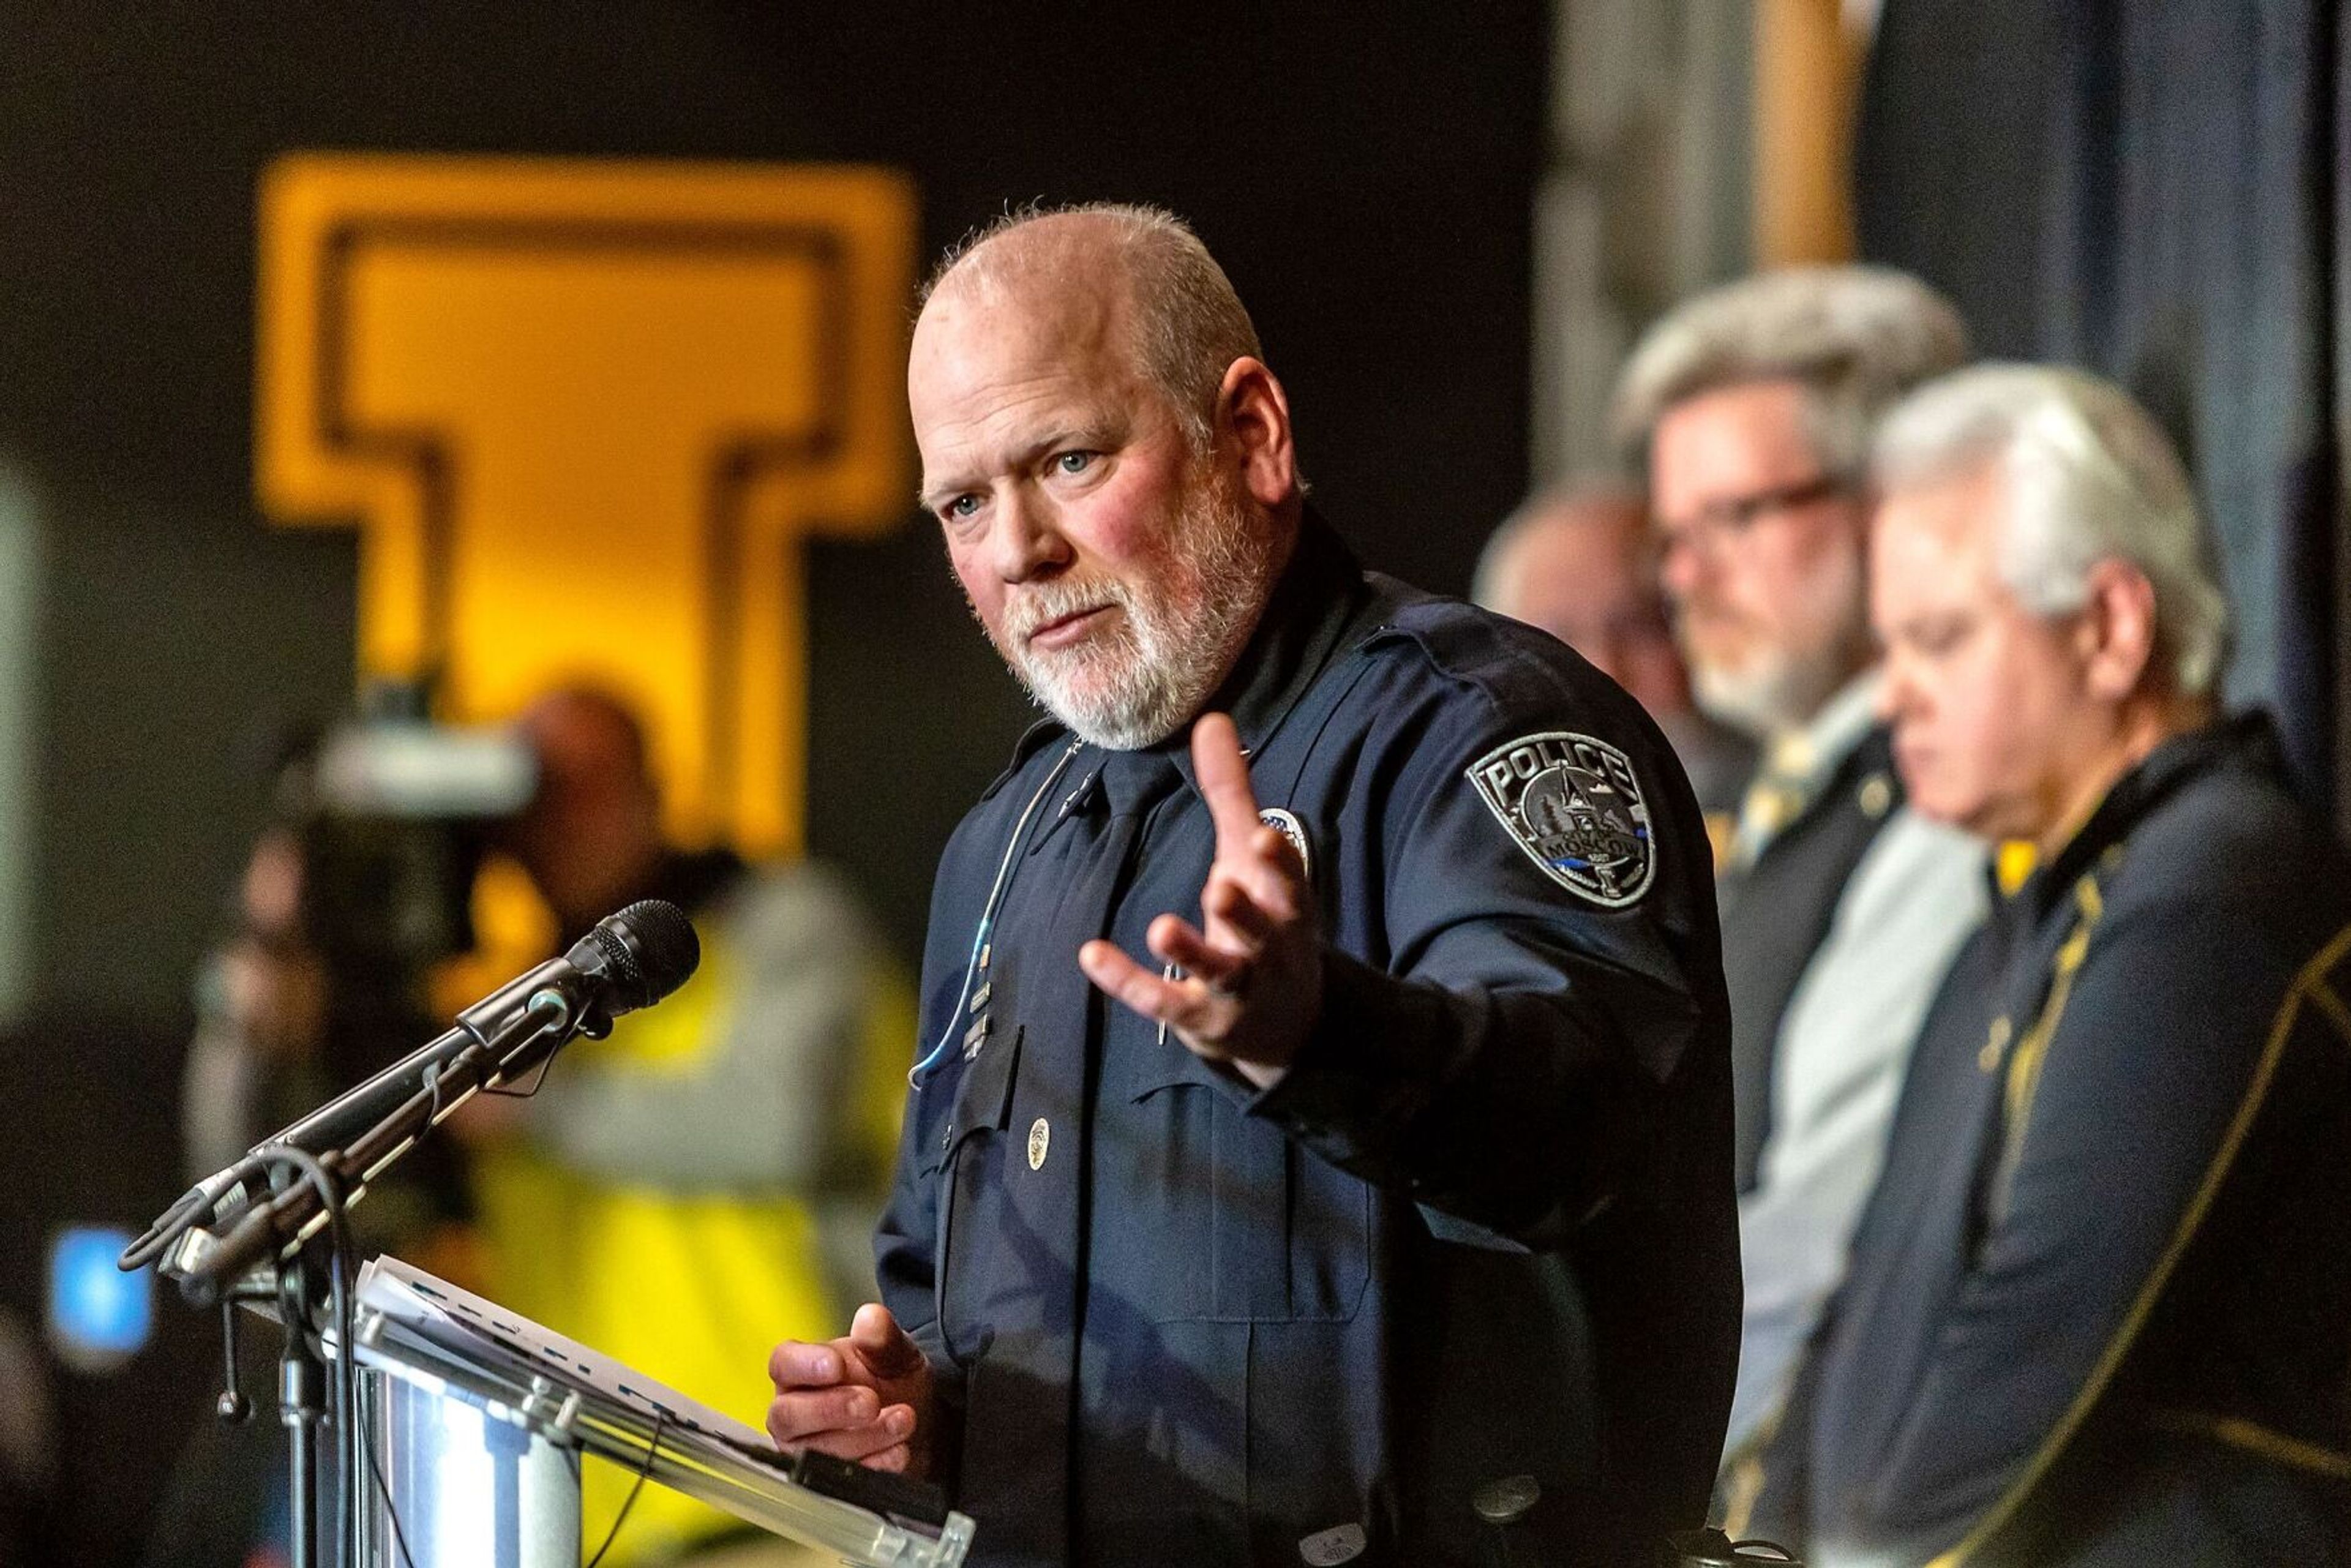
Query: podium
330 1256 974 1567
129 902 970 1566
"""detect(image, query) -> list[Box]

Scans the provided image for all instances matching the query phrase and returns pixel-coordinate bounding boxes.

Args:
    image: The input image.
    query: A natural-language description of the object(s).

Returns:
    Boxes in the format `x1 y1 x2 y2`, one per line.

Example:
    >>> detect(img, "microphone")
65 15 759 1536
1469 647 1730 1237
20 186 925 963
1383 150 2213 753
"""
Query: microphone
264 898 699 1157
129 900 699 1282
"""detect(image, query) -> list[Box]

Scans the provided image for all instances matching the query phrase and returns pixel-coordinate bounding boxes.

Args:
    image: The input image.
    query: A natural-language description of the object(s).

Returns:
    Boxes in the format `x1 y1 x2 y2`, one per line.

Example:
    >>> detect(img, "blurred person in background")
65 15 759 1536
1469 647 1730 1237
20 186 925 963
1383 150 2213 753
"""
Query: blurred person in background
1474 479 1756 831
182 752 478 1261
465 684 910 1567
1612 266 1989 1463
1749 364 2351 1564
154 727 484 1568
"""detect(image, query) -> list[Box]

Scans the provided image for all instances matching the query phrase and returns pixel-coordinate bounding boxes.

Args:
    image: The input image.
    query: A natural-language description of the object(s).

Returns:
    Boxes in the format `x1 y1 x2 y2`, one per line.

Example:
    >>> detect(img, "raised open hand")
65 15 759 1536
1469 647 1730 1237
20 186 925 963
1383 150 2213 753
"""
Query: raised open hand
1078 712 1321 1089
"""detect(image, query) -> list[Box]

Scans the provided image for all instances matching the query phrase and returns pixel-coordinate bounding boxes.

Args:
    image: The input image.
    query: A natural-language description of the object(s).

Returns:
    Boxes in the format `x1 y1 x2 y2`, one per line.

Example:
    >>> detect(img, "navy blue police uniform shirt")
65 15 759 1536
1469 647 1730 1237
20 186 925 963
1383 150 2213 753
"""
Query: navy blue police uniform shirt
875 513 1740 1567
1748 713 2351 1566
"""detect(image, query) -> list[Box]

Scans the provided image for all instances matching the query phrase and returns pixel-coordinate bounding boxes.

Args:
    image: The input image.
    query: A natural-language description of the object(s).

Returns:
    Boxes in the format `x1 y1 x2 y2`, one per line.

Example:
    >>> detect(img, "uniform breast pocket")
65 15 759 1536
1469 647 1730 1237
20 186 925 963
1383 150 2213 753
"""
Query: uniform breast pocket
924 1027 1023 1365
1125 1068 1371 1325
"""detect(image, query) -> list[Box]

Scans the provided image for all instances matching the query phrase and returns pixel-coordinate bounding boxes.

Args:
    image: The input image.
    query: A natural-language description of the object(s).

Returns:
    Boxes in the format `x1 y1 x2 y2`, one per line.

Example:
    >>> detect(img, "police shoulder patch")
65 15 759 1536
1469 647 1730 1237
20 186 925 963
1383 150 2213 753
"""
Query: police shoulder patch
1466 730 1655 906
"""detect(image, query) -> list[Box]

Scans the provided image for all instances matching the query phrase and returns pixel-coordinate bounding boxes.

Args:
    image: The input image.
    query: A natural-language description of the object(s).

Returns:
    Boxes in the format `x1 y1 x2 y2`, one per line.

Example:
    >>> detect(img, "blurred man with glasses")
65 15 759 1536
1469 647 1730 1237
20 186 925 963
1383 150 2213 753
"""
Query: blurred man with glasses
1613 268 1989 1465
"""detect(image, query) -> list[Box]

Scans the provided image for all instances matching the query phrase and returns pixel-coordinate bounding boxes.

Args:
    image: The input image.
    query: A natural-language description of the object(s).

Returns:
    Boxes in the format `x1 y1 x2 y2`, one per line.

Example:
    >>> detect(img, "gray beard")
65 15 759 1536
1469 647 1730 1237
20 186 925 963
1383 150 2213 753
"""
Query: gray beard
984 477 1277 750
1690 641 1864 741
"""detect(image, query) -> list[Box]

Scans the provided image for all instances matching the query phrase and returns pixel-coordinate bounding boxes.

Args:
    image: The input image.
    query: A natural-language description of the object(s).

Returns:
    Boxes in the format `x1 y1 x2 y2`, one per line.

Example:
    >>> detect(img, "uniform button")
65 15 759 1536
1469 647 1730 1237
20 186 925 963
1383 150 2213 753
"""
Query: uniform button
1471 1473 1540 1525
1858 772 1894 819
1297 1523 1366 1564
1027 1117 1051 1171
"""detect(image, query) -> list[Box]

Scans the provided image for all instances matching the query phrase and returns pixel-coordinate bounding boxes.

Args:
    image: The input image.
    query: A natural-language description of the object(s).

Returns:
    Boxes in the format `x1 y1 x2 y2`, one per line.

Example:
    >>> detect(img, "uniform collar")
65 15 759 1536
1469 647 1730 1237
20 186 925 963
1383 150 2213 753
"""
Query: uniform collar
1158 505 1374 793
2014 708 2285 920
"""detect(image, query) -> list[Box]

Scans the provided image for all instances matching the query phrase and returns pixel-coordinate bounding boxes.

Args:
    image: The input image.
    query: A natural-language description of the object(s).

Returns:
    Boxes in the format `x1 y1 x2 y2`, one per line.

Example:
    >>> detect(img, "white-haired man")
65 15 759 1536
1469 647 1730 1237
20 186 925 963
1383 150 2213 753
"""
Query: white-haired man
1474 482 1756 823
1613 267 1989 1454
763 205 1741 1565
1748 365 2351 1564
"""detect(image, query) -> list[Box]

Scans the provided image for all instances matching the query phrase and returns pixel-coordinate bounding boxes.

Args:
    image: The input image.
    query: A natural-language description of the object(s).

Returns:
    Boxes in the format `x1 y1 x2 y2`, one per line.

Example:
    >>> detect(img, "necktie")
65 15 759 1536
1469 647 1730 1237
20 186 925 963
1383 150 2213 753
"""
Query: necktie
954 742 1183 1568
1729 732 1820 871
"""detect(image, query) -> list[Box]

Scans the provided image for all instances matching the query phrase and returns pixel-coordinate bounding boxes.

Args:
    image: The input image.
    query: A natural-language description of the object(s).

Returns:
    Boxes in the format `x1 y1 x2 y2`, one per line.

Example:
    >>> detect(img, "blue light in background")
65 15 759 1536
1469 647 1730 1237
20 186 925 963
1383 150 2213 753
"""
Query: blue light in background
47 1225 151 1371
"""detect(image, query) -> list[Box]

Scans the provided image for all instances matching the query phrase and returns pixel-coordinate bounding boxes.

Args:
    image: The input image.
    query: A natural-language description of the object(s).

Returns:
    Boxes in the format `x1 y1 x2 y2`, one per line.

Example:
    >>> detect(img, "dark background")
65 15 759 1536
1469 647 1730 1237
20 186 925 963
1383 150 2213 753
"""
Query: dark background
0 4 1549 1562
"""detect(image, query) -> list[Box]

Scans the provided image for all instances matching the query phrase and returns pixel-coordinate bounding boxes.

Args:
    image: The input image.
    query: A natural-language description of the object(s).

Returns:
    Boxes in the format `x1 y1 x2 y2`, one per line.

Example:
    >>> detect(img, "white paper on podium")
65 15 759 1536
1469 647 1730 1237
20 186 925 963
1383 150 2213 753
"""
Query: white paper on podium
355 1254 772 1455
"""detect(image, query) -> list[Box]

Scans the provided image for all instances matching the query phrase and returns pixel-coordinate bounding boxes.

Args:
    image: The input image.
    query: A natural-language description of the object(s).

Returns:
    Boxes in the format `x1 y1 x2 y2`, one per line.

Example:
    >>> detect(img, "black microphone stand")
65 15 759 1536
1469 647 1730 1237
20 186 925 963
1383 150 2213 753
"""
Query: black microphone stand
277 1244 330 1568
127 899 697 1567
175 985 601 1568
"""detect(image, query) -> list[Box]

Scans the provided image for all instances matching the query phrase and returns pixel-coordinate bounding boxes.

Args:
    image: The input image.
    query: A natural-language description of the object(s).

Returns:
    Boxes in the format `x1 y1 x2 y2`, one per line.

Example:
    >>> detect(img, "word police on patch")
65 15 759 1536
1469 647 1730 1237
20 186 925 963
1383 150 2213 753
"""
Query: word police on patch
1468 731 1655 907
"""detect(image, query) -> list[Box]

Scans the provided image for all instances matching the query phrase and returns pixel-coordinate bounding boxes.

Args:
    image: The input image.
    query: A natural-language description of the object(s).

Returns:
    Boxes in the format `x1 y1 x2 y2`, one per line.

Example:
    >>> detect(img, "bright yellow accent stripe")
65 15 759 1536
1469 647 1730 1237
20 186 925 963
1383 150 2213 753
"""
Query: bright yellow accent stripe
2306 978 2351 1045
2148 1409 2351 1481
1994 840 2038 896
1925 917 2351 1566
2001 876 2103 1156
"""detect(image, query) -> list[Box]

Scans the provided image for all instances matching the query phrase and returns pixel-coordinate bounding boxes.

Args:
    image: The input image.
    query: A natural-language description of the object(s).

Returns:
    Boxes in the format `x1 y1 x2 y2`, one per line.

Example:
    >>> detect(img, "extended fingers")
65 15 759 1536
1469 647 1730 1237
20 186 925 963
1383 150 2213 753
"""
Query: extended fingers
1202 819 1306 927
1147 914 1253 991
1206 850 1294 935
1078 938 1196 1022
1190 714 1265 851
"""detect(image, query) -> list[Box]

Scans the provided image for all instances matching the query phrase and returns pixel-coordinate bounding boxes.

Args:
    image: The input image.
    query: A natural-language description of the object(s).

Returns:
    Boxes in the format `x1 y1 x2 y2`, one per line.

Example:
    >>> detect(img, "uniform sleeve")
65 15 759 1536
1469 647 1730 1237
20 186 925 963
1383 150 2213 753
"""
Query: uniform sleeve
871 1069 967 1488
1250 675 1715 1249
1839 889 2308 1551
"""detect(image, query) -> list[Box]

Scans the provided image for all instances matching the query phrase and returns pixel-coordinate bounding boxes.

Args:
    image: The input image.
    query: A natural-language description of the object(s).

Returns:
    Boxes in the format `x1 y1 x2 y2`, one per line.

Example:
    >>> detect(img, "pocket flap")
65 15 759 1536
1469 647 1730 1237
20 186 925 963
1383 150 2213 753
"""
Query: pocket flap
920 1025 1024 1174
1104 1030 1253 1108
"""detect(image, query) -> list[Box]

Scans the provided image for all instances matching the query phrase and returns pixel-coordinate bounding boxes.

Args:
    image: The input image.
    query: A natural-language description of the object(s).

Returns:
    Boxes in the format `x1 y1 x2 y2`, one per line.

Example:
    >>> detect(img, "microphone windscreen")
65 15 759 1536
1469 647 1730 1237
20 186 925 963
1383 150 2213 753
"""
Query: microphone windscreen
608 898 701 1004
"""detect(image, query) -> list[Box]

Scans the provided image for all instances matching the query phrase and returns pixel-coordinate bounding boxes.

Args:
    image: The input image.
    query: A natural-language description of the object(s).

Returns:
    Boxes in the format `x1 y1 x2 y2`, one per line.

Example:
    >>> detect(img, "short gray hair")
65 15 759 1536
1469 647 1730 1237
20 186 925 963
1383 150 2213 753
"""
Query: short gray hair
1611 265 1971 478
1872 363 2230 697
923 202 1263 454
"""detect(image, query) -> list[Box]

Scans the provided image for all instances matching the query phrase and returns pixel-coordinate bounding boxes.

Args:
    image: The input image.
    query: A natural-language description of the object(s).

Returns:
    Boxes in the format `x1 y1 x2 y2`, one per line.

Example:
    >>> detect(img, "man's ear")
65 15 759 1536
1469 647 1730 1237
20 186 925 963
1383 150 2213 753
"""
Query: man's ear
1215 357 1297 508
2079 557 2161 700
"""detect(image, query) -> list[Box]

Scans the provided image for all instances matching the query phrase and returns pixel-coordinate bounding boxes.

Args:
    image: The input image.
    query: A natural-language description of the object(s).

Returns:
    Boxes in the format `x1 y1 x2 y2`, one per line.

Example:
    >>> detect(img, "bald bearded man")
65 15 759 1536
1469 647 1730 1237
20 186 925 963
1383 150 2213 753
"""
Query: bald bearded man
763 205 1739 1568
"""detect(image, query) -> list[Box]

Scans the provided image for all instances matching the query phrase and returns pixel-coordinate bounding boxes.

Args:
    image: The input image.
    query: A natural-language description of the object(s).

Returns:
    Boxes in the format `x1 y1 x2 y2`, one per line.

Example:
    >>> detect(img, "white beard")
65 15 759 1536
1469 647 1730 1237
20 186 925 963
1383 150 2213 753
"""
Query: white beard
988 474 1275 751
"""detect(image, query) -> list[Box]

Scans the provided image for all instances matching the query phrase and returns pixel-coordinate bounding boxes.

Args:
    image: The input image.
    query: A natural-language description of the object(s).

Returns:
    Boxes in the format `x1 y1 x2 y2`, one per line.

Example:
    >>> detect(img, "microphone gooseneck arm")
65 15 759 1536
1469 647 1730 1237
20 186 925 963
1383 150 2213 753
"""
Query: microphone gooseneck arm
123 898 702 1280
174 983 579 1302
